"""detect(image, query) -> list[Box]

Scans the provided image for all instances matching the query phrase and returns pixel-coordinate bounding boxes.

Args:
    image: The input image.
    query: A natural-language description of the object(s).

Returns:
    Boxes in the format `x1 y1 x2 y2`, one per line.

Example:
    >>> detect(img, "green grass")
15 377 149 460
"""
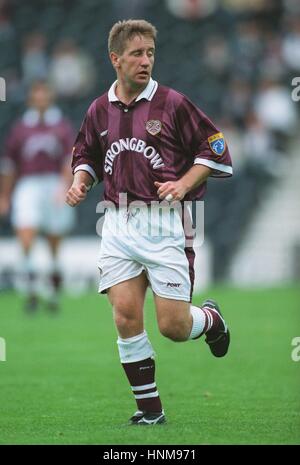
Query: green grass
0 286 300 445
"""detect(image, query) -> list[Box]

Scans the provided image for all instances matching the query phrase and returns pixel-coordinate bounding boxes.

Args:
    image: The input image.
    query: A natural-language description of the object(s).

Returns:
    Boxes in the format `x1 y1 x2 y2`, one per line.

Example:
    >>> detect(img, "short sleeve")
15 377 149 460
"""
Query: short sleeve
71 103 103 184
175 97 232 178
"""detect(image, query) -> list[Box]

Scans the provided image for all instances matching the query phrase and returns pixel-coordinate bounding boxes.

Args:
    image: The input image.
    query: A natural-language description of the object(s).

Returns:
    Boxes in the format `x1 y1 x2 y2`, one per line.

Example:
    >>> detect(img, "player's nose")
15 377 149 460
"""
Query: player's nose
141 54 151 67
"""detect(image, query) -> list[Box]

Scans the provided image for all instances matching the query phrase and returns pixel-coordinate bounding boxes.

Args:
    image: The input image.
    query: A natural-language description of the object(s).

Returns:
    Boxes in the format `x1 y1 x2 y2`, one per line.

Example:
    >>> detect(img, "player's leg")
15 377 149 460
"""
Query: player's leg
16 227 36 255
153 296 192 341
45 234 62 312
154 294 230 357
16 227 39 312
11 177 42 312
107 272 147 338
98 207 166 424
107 272 165 425
43 174 75 311
127 204 229 356
146 239 230 355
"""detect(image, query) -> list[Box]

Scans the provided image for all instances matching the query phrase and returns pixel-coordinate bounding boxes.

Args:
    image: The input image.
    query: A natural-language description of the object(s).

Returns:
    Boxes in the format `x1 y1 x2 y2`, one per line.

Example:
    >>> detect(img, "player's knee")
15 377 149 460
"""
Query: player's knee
114 312 134 332
158 318 187 342
113 302 140 333
112 298 134 317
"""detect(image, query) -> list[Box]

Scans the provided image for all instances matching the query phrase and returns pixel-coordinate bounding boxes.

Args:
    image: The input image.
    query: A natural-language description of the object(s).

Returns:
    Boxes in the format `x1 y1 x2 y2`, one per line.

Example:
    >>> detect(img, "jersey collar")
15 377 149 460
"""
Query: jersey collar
22 107 63 127
108 78 158 103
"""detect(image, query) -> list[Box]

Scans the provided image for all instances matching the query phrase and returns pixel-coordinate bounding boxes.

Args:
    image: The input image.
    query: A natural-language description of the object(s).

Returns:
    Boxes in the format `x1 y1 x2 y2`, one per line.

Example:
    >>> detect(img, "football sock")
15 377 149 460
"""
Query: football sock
22 252 37 297
49 258 62 296
188 304 220 340
117 331 163 413
50 271 62 293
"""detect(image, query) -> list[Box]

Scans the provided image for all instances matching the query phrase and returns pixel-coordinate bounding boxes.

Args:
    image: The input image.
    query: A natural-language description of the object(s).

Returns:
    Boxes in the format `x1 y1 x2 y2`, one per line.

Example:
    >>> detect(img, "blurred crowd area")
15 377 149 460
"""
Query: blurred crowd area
0 0 300 278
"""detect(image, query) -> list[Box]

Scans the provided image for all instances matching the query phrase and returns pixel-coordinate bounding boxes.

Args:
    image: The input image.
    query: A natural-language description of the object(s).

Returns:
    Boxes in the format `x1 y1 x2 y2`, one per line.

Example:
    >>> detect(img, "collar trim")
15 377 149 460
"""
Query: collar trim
108 78 158 103
22 107 62 127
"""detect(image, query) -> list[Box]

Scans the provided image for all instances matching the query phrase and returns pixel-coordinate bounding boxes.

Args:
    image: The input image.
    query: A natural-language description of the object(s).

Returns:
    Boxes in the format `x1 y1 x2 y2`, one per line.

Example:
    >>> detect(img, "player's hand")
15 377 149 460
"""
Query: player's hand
154 181 187 202
0 196 10 216
66 182 88 207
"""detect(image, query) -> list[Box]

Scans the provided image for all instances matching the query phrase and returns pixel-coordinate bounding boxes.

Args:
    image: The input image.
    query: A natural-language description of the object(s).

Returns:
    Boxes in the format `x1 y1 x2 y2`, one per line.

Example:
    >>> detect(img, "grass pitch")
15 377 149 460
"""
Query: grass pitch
0 286 299 445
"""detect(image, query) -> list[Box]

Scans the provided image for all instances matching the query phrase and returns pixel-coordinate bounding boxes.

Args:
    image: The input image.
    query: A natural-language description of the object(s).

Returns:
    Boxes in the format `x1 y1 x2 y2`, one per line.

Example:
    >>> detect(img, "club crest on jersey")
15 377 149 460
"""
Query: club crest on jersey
208 132 226 156
146 120 162 136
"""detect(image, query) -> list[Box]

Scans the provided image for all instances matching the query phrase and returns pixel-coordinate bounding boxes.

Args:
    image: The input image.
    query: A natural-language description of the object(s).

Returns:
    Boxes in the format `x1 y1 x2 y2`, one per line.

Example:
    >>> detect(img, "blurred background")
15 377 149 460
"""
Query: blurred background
0 0 300 295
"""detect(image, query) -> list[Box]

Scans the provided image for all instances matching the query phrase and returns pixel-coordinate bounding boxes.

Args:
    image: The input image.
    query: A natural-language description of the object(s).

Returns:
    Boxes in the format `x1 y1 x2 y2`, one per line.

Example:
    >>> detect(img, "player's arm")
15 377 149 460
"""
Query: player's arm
61 162 74 188
60 121 78 190
155 164 212 201
0 171 16 215
67 103 103 208
66 170 94 207
53 162 77 205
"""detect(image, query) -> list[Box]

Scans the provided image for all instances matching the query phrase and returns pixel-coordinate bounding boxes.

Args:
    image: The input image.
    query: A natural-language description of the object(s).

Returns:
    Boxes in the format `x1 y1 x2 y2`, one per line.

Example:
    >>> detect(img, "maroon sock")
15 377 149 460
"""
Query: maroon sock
122 357 163 413
51 271 62 293
202 305 222 334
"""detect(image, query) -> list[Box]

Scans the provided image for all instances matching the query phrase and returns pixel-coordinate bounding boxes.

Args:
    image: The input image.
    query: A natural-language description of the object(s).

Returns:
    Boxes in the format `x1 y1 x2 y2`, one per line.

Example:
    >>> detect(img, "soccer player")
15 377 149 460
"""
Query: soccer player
66 20 232 425
0 81 75 312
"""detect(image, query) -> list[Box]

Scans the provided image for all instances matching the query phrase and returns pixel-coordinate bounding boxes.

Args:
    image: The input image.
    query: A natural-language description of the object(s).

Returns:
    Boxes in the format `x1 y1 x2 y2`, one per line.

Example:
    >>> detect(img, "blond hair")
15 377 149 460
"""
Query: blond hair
108 19 157 55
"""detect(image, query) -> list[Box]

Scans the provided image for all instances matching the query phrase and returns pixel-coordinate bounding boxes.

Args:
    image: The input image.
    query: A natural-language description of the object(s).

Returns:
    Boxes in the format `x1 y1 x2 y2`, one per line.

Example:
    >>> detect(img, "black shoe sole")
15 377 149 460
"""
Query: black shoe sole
136 416 166 425
129 412 166 425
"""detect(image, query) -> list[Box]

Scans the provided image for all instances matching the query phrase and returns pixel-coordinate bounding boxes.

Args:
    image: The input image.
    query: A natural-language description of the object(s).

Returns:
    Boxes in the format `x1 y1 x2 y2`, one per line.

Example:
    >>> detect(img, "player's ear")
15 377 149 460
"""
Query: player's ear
110 52 120 69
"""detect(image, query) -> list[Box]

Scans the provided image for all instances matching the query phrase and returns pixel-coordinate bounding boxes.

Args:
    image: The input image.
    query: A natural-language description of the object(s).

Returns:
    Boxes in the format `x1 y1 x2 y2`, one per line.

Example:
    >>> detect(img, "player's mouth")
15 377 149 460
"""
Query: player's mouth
137 71 149 78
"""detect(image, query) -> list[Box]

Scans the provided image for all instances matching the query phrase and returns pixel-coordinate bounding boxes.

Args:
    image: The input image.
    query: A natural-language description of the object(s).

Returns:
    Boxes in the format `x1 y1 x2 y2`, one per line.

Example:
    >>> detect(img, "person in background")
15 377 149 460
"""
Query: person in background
0 81 75 312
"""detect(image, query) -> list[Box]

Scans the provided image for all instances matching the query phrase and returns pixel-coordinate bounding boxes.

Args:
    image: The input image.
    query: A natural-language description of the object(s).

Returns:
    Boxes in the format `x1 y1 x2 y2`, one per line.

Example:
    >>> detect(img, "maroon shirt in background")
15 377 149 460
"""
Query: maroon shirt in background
1 107 75 179
72 79 232 204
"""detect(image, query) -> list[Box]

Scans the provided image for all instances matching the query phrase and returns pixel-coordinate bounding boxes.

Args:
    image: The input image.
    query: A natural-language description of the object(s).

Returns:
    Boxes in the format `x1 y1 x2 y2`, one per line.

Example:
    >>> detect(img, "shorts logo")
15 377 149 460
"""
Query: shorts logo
146 120 162 136
166 282 181 288
208 132 226 156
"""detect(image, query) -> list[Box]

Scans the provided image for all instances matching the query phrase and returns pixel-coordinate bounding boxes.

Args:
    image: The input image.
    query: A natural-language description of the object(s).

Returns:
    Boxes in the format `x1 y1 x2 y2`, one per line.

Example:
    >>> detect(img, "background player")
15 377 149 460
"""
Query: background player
0 81 75 312
66 20 232 425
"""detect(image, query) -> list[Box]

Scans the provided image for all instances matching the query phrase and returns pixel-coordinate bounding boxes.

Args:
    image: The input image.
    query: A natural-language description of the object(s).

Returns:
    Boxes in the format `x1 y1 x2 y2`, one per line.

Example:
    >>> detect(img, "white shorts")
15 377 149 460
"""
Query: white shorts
97 206 193 302
11 174 75 235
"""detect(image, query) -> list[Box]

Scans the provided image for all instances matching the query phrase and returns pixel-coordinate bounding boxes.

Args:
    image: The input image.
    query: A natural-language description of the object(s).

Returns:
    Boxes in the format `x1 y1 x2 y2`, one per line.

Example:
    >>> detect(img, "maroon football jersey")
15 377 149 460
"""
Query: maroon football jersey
0 107 75 178
72 78 232 204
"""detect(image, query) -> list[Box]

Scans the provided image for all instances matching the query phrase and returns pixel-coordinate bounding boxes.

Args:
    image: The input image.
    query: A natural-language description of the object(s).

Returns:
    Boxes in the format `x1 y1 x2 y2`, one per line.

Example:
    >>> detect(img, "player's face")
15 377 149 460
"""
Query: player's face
112 34 155 89
29 85 53 112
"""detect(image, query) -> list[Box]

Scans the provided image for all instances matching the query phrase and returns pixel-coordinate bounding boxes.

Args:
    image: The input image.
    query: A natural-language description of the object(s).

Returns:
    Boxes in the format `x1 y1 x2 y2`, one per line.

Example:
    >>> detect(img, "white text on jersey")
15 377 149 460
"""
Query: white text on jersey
104 138 165 175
